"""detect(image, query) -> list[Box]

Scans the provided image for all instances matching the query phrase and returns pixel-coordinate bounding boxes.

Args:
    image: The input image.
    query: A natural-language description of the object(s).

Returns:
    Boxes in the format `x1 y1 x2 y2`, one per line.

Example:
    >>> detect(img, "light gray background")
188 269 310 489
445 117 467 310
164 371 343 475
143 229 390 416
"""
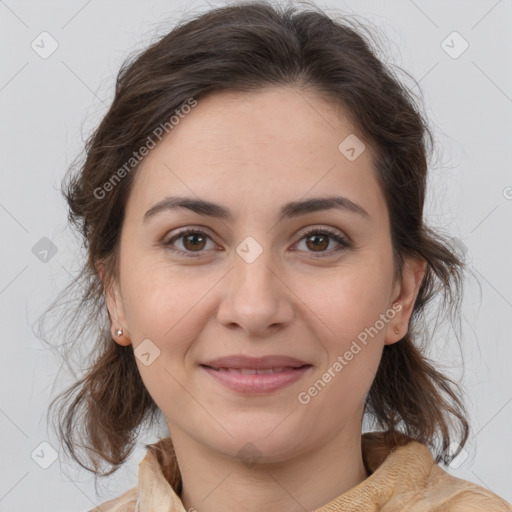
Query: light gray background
1 0 511 510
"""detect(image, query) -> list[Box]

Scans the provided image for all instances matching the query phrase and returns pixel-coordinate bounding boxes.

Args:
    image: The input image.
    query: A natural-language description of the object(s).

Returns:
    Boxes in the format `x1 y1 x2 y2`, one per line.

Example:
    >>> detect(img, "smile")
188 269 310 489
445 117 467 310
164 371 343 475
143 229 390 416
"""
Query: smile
200 364 313 394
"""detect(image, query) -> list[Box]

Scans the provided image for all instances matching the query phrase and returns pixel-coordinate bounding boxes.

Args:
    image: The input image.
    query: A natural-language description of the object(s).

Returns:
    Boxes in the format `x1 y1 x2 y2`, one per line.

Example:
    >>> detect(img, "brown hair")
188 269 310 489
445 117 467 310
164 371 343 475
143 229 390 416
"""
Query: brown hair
39 0 469 479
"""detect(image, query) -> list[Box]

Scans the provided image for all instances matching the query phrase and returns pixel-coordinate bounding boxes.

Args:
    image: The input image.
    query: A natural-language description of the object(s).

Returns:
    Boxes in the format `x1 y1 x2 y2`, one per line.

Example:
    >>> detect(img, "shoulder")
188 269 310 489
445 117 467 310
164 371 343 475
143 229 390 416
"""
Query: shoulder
363 433 512 511
419 463 512 511
88 485 137 512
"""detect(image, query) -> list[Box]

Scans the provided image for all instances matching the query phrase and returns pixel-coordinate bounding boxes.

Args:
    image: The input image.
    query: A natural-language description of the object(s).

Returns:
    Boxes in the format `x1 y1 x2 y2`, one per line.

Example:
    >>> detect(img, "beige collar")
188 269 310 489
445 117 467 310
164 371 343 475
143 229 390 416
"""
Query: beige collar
93 431 512 511
135 431 431 511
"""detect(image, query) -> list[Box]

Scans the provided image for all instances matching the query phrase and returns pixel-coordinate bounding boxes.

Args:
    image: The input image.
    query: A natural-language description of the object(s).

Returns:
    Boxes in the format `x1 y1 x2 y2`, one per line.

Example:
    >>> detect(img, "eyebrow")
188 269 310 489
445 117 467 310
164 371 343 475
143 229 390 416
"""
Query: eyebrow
143 195 370 224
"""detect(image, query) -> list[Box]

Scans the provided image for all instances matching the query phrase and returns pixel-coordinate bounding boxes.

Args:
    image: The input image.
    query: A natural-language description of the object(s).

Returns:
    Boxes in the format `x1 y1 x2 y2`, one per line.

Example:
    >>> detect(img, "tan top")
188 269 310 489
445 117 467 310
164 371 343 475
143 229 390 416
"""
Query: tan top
91 431 512 511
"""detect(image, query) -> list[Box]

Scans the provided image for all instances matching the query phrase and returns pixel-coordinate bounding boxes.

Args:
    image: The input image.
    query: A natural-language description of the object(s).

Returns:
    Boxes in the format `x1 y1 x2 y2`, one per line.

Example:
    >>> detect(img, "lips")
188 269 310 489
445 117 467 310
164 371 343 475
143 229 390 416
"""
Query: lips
200 354 311 371
199 354 313 394
209 367 303 375
201 362 313 394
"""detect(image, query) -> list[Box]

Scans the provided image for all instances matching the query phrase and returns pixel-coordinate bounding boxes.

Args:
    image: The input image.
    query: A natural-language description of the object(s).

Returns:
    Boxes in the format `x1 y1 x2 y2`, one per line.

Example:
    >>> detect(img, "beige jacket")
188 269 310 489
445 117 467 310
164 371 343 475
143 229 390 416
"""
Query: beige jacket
91 431 512 511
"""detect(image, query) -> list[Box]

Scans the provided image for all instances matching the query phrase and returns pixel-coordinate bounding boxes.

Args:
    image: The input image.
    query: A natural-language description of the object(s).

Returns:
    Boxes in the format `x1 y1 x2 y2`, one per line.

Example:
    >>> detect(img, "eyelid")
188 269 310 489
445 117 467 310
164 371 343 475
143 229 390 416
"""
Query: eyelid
163 225 216 243
164 224 348 241
162 226 218 256
295 224 349 241
292 226 351 257
163 224 351 258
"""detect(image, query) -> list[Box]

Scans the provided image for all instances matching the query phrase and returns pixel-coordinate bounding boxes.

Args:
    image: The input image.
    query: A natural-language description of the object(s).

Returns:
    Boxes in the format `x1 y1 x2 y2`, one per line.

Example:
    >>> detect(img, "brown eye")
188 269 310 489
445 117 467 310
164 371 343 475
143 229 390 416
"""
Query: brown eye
305 232 329 252
163 227 351 259
164 229 215 257
182 232 207 251
295 228 351 258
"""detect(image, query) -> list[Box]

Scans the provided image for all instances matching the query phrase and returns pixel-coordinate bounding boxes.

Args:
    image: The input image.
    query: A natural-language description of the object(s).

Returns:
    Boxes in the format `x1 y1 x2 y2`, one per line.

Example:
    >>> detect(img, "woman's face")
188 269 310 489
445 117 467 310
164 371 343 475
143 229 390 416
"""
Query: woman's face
105 86 424 462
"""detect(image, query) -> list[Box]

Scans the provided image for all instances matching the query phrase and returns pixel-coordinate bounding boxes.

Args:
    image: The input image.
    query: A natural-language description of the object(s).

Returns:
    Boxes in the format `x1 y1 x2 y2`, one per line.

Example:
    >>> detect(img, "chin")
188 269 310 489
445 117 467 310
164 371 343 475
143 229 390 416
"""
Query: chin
206 426 310 464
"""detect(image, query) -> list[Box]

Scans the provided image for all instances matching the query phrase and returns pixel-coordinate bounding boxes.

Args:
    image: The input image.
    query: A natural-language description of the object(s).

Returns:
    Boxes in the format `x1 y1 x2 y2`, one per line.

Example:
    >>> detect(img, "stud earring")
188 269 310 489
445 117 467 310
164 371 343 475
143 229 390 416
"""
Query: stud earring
115 328 123 337
394 325 400 335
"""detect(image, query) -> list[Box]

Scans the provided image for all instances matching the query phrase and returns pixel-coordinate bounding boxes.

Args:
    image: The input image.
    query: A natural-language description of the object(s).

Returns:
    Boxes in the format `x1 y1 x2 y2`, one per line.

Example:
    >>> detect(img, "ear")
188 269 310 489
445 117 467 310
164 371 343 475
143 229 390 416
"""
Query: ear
384 256 427 346
96 261 131 346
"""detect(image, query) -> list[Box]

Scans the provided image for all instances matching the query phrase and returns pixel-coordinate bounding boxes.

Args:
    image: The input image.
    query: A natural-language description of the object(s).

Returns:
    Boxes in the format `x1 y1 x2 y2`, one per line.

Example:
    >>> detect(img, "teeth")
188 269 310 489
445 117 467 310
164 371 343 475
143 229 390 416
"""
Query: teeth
255 368 275 374
216 366 294 374
239 369 257 375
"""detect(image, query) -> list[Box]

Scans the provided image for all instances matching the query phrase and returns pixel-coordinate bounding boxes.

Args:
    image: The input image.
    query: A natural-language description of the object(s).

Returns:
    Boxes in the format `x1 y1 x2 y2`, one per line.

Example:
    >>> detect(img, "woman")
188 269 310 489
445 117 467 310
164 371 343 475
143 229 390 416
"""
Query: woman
45 1 512 510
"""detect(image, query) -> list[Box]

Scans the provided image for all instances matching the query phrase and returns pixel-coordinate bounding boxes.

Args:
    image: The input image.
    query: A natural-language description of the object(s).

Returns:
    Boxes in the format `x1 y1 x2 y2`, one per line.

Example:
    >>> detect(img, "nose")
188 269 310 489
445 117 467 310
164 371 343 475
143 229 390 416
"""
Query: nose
216 246 294 337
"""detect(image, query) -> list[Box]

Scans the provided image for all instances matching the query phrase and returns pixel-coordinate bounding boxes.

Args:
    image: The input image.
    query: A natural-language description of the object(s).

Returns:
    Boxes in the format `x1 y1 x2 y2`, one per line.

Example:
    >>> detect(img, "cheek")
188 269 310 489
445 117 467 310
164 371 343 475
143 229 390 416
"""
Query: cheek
123 269 203 414
296 254 394 404
296 258 393 341
299 270 390 416
120 259 215 379
121 252 197 337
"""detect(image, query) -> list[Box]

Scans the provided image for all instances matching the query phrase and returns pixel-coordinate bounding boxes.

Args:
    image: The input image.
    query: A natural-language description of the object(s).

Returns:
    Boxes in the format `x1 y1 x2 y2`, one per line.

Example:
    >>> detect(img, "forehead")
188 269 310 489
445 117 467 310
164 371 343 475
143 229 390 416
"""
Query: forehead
125 86 386 224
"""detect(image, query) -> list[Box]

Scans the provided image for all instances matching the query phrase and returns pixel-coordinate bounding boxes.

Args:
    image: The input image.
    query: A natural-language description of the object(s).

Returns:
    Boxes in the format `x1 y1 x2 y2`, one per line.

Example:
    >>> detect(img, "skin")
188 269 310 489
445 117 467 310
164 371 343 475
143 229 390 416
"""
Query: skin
102 86 426 512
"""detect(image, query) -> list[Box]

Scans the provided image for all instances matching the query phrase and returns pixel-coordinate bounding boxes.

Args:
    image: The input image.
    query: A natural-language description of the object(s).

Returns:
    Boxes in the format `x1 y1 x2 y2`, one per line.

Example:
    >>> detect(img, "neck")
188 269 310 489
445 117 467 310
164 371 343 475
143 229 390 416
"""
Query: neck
169 422 369 512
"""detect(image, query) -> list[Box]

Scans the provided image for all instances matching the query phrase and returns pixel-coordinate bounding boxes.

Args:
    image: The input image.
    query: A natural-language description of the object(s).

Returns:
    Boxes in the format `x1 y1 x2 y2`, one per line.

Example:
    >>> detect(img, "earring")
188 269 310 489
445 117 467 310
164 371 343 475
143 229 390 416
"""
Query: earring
115 328 123 337
394 325 400 335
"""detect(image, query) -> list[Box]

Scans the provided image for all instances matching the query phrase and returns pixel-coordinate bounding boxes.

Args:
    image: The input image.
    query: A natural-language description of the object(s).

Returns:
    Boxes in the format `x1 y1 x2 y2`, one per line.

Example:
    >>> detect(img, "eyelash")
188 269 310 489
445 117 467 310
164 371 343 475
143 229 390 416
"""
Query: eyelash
163 227 351 259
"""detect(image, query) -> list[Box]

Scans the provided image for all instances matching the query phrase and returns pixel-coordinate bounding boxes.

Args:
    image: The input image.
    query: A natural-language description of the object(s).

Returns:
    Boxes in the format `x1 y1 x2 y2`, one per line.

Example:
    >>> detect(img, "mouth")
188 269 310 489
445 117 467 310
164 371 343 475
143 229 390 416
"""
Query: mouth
200 364 311 374
199 364 313 394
